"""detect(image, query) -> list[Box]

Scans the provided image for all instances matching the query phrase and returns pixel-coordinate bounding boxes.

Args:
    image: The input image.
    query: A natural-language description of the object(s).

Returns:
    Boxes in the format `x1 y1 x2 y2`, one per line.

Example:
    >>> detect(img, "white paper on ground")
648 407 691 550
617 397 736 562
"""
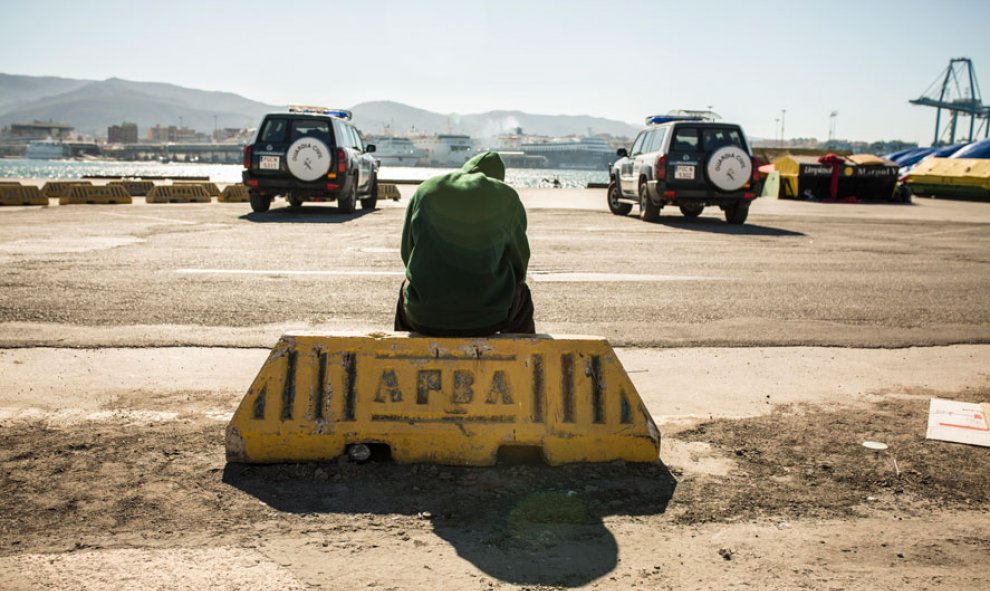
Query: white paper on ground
926 397 990 448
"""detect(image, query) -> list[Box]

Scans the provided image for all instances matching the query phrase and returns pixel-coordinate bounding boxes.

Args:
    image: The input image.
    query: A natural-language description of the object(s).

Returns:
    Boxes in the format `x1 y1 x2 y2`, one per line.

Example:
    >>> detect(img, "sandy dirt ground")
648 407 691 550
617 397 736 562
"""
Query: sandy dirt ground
1 345 988 590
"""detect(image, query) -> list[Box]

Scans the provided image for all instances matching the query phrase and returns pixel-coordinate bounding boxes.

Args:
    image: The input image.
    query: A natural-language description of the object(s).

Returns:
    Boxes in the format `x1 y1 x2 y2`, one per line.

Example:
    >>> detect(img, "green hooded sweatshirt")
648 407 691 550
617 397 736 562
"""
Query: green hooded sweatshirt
401 151 529 332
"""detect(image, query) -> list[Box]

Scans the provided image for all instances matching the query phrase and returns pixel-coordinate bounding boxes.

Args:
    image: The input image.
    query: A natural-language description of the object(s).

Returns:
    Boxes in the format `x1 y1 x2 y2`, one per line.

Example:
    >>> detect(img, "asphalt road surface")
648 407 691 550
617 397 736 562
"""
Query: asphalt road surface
3 188 990 590
1 188 988 348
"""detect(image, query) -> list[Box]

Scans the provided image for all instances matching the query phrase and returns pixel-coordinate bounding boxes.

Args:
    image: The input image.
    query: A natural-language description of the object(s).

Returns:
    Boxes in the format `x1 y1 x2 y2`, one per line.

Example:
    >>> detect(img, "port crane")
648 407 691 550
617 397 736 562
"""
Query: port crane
910 58 990 146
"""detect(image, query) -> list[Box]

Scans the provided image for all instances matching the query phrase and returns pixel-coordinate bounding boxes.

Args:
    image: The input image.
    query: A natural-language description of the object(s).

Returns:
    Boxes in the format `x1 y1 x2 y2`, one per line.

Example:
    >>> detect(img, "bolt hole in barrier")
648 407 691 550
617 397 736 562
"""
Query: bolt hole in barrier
226 333 661 467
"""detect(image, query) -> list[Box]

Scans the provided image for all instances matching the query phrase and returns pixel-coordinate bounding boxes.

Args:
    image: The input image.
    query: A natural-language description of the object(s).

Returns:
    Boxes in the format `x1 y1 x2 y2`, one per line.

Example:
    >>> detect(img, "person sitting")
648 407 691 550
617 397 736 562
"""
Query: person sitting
394 151 535 337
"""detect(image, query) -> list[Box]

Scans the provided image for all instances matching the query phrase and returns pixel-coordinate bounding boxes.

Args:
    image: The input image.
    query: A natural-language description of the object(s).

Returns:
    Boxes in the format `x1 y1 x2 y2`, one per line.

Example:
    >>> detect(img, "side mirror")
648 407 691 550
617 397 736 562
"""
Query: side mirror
366 144 376 153
616 148 628 158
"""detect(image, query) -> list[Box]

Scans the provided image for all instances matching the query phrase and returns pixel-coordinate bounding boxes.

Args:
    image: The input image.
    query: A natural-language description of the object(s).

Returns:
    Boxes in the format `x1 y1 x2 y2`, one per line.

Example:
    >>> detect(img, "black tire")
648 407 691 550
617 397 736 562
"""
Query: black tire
897 184 912 203
724 202 749 224
361 178 378 210
249 192 270 213
607 181 633 215
338 180 357 214
288 195 303 208
639 182 660 222
679 203 704 218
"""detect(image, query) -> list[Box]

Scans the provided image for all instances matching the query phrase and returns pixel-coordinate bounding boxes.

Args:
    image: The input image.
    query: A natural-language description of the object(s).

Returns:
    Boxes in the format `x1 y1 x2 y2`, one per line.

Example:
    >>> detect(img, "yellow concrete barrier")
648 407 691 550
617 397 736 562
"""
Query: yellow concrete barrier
42 180 92 199
0 185 48 206
146 184 211 203
175 181 221 197
108 180 155 196
219 184 250 202
226 333 660 466
379 183 401 201
59 184 132 205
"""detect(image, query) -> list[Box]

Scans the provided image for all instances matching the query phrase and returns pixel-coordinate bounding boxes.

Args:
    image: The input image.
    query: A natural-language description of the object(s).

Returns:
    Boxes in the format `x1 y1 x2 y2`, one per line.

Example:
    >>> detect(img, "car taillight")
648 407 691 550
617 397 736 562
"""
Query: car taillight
337 148 347 174
655 155 667 181
751 157 760 183
242 144 253 169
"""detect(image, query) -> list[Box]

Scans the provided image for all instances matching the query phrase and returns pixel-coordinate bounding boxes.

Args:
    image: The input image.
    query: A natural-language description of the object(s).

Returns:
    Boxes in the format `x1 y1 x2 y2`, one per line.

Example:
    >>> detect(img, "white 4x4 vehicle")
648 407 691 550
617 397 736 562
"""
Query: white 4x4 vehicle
242 106 379 213
608 115 762 224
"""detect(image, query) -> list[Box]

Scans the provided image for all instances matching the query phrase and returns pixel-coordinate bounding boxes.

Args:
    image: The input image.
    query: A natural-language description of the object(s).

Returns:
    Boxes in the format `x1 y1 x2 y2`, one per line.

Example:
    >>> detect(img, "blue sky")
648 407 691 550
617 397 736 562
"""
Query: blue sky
1 0 988 143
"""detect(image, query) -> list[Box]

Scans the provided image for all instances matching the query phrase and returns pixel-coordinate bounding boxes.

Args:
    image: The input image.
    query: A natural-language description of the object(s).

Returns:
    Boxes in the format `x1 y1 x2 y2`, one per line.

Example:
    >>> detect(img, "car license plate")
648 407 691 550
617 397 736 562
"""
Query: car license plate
260 156 280 170
675 165 695 180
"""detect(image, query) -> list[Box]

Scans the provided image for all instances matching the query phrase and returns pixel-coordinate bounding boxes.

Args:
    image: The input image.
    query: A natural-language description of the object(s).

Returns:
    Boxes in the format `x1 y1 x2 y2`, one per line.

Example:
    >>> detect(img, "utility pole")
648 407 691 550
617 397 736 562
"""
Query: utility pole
780 109 787 148
828 111 838 144
775 118 780 147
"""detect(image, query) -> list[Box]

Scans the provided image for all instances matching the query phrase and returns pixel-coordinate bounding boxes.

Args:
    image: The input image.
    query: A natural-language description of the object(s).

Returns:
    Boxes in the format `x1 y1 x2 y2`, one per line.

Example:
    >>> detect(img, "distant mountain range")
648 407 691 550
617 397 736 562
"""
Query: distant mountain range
0 73 640 139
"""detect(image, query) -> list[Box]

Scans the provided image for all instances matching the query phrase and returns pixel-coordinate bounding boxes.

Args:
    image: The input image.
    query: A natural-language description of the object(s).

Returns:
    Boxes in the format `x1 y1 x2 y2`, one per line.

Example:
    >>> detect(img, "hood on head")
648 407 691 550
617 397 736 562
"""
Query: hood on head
462 150 505 181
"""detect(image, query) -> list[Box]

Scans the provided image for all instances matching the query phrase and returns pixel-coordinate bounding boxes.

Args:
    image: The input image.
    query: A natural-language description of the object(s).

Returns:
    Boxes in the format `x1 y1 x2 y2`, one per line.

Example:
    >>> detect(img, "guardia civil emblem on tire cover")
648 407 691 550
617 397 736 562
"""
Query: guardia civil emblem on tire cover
287 138 331 182
706 146 752 192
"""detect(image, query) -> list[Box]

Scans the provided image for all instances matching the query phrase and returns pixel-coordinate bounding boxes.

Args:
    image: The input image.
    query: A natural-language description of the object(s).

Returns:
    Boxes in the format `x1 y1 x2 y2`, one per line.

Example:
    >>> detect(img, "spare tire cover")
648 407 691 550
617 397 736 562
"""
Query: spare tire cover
706 146 752 192
286 137 332 182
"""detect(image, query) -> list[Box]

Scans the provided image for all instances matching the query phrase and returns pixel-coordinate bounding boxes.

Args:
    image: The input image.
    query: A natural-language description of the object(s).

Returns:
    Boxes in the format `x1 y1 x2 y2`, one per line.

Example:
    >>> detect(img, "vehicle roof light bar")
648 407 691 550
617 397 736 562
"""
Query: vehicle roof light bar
646 115 704 125
288 105 353 120
646 109 721 125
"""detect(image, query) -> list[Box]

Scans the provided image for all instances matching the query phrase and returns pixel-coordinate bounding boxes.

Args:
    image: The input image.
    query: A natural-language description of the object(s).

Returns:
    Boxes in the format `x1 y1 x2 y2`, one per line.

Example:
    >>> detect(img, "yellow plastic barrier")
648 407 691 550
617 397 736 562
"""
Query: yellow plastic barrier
42 180 92 199
174 181 221 197
378 183 401 201
59 184 132 205
219 184 250 202
146 184 211 203
108 180 155 196
0 185 48 206
226 333 661 466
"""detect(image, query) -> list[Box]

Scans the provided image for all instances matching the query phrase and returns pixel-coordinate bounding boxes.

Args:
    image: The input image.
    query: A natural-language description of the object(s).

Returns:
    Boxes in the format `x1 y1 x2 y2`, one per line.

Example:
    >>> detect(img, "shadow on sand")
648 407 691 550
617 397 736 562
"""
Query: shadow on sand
646 214 806 236
223 459 676 587
239 203 378 224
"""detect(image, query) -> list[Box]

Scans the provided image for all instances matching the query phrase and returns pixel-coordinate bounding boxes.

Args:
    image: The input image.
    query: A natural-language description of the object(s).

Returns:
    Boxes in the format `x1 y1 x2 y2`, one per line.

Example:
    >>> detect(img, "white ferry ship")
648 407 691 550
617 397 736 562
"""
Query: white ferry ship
24 139 68 160
520 136 614 170
413 134 477 167
368 136 425 166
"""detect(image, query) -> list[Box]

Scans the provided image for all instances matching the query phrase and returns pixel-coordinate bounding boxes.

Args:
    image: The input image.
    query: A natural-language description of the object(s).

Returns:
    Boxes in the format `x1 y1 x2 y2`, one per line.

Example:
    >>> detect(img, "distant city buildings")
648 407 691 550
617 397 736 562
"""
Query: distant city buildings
107 122 138 144
751 137 919 155
3 120 74 140
146 124 210 143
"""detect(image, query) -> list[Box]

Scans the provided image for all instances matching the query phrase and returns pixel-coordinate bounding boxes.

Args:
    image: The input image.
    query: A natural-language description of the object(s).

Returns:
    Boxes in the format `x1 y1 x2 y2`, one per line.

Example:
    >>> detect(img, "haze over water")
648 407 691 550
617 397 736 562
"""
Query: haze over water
0 160 609 188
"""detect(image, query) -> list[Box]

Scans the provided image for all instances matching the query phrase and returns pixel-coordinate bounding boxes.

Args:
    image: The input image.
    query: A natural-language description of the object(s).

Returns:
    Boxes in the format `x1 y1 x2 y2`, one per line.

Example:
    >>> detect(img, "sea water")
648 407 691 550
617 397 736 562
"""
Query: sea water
0 159 608 189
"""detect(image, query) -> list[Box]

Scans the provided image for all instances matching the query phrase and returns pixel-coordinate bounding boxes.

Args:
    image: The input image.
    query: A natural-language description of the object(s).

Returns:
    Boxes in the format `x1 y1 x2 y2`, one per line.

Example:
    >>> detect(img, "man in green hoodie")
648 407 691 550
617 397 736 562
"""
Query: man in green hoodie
394 151 535 336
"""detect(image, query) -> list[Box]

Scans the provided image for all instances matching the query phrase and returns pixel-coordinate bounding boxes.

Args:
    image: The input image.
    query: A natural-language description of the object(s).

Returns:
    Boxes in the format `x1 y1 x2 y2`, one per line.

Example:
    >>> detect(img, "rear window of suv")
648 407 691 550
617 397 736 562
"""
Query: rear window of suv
258 117 334 145
701 128 745 152
671 127 745 153
671 128 699 152
290 119 332 143
260 118 289 142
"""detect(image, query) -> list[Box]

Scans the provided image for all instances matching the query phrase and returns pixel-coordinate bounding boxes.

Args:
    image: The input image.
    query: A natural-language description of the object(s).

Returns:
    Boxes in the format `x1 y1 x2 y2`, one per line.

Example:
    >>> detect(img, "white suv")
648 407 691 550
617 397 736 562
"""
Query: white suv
608 115 761 224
